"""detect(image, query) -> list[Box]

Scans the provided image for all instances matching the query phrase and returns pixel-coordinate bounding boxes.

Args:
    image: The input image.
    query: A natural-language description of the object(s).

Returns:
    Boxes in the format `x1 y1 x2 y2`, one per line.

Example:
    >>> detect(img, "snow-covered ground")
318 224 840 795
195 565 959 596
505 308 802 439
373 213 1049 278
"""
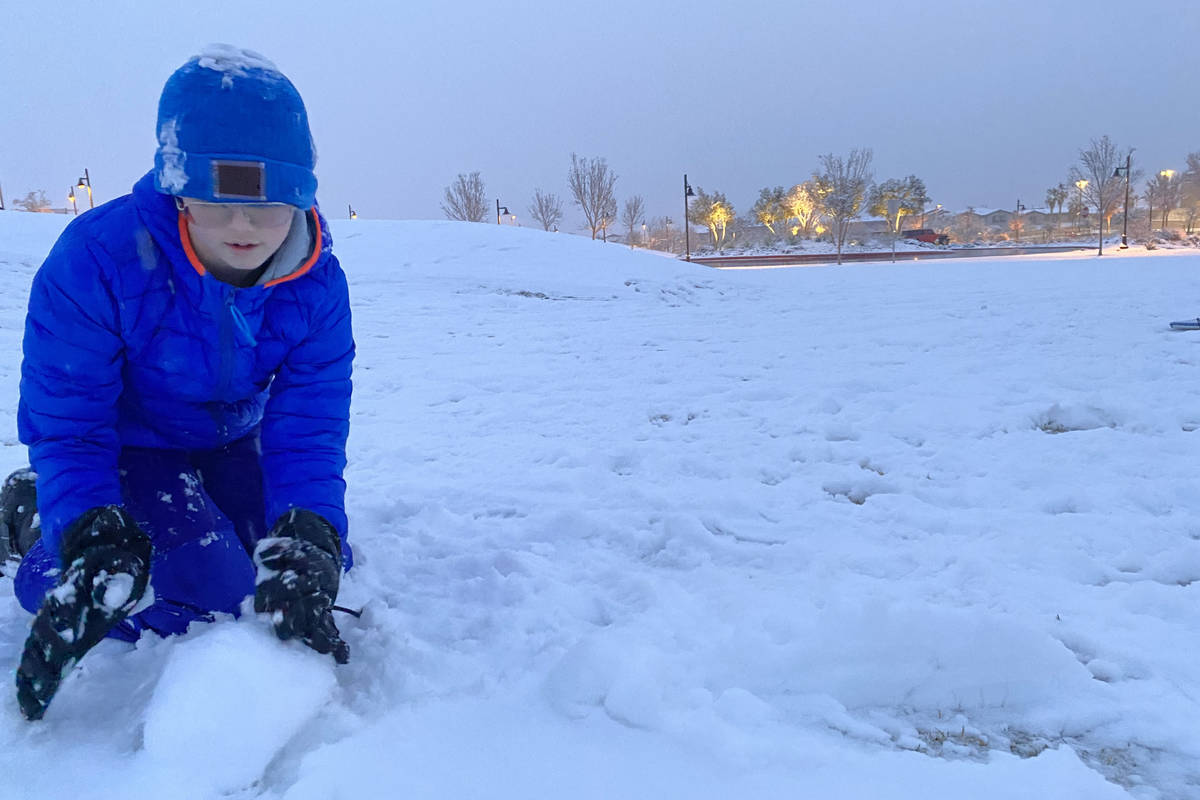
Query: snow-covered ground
692 233 1157 259
2 210 1199 799
689 225 1200 259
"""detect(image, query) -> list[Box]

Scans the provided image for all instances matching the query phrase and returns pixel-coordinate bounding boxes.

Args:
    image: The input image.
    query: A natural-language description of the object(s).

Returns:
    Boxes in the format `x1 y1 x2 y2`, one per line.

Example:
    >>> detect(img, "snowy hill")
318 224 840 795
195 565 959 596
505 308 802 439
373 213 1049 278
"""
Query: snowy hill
2 210 1199 798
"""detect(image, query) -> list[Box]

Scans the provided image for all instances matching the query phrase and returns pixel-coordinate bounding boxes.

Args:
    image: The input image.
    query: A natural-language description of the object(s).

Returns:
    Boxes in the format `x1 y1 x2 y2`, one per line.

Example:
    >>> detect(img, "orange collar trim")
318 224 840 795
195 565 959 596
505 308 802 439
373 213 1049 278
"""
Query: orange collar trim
177 208 324 287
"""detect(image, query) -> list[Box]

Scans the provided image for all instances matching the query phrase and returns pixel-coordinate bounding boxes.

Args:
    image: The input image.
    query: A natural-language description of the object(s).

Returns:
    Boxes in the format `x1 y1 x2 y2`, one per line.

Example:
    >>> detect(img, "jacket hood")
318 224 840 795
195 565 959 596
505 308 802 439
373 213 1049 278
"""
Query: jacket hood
131 170 332 290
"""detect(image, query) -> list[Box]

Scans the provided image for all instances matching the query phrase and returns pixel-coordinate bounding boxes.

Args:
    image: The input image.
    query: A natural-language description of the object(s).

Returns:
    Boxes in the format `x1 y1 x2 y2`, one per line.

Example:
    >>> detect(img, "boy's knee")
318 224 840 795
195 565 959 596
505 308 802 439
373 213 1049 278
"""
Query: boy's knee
150 529 255 616
12 539 58 616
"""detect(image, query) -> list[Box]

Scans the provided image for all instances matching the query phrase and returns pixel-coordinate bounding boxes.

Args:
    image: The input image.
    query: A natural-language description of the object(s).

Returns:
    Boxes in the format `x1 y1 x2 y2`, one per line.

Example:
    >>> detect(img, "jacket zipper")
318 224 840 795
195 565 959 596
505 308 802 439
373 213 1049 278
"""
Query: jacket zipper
216 290 237 403
229 302 258 346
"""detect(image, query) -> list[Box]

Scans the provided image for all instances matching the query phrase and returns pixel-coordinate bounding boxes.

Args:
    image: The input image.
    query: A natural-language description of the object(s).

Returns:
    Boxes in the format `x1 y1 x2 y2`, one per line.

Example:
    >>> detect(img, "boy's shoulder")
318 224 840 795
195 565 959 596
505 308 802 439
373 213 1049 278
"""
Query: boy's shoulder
47 193 142 268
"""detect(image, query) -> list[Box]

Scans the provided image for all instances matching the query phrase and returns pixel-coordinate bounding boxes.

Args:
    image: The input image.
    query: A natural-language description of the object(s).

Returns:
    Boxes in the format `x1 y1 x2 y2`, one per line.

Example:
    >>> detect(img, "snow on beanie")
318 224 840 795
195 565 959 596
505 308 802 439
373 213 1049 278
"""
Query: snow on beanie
153 45 317 208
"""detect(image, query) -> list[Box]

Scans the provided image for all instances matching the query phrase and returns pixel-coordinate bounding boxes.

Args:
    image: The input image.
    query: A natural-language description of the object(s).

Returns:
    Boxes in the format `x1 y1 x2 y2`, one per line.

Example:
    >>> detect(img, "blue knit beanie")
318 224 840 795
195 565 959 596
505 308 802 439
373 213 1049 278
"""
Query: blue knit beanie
154 45 317 208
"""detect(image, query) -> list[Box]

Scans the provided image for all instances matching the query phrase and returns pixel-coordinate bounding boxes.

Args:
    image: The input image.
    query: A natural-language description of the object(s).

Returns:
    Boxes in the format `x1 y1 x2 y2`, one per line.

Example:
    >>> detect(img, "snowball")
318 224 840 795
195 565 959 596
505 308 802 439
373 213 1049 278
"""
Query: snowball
140 622 336 793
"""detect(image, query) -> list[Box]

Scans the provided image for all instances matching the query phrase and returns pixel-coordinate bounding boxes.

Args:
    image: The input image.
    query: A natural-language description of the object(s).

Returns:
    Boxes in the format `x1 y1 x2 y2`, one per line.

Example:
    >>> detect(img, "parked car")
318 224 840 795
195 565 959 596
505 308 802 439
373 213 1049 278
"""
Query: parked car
901 228 950 245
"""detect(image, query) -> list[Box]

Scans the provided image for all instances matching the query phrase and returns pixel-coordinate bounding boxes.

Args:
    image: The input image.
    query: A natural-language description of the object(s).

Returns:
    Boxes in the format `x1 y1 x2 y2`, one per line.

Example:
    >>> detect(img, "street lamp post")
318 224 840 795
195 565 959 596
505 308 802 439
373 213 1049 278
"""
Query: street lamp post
1014 199 1026 244
68 188 78 216
348 204 357 220
683 174 695 261
77 169 93 210
1113 151 1133 249
496 199 509 226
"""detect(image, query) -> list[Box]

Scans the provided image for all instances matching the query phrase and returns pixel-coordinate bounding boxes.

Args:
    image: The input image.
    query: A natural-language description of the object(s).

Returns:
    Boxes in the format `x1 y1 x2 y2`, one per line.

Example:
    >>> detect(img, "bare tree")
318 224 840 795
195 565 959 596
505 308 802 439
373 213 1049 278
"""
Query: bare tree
599 193 618 242
1158 171 1182 230
1142 179 1159 236
567 153 618 240
1142 172 1180 235
441 171 488 222
528 188 563 231
1070 136 1128 255
14 190 51 212
1181 153 1200 234
646 215 676 252
813 148 874 264
620 195 645 246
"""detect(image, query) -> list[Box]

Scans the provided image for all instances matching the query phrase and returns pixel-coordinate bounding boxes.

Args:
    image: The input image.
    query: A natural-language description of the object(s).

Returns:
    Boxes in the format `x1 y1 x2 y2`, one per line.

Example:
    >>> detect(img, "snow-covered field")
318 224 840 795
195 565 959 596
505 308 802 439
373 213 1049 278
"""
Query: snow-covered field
2 210 1199 799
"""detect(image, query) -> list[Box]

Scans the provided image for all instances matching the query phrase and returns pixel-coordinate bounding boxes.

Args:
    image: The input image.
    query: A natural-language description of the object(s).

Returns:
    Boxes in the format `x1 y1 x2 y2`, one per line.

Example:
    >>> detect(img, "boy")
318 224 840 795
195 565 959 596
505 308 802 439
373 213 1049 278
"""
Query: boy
2 45 355 720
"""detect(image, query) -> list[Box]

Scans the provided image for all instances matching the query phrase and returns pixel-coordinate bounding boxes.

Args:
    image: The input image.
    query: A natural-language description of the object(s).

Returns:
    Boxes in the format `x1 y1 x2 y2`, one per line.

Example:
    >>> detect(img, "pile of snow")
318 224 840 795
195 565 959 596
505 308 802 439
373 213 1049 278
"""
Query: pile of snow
2 209 1199 798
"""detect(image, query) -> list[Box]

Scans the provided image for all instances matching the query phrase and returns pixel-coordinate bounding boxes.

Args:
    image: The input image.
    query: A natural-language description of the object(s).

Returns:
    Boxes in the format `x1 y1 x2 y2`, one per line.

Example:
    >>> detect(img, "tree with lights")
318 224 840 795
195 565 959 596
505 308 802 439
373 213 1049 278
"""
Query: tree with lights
785 181 822 238
687 187 736 250
867 175 928 235
751 186 787 236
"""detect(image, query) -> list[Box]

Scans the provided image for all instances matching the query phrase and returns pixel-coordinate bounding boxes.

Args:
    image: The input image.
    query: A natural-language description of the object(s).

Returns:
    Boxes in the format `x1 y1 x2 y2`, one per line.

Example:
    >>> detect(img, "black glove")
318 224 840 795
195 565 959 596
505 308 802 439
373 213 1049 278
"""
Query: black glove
17 506 151 721
253 509 349 664
1 467 40 564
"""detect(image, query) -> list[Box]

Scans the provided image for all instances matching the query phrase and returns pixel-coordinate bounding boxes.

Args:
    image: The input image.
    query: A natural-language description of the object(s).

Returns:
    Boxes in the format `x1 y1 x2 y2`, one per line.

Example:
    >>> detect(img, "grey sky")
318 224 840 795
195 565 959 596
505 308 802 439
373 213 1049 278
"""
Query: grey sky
2 1 1197 228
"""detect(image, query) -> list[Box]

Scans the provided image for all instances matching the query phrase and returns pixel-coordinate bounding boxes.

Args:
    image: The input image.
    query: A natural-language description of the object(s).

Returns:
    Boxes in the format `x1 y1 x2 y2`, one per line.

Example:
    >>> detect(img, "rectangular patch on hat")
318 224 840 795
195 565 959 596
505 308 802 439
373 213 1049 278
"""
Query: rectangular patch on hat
212 160 267 200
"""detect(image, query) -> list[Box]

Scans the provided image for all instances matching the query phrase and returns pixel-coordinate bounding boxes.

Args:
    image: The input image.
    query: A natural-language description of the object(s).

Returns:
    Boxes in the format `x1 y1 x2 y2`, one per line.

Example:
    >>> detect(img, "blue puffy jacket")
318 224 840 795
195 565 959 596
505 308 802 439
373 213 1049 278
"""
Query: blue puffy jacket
18 171 354 564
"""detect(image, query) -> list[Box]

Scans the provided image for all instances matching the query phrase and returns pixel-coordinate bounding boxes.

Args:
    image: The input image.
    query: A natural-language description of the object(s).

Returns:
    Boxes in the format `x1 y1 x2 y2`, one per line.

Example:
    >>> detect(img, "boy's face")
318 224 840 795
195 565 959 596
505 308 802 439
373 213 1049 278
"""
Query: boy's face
181 198 293 274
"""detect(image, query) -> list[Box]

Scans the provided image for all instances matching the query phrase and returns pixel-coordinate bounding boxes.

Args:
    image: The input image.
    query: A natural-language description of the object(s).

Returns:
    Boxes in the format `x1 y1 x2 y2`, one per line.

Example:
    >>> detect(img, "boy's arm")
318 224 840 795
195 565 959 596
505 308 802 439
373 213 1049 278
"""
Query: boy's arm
260 259 354 555
18 232 125 560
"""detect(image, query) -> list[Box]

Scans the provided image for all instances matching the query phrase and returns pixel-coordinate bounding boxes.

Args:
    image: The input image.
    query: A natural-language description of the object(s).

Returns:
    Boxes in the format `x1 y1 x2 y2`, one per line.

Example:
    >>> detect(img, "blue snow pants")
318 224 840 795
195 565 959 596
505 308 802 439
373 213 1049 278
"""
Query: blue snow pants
13 430 265 641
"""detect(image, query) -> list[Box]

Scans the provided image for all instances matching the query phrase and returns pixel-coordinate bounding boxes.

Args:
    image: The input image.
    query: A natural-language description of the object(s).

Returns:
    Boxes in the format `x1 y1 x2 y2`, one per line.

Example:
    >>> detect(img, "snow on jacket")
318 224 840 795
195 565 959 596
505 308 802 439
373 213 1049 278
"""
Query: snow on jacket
18 171 354 564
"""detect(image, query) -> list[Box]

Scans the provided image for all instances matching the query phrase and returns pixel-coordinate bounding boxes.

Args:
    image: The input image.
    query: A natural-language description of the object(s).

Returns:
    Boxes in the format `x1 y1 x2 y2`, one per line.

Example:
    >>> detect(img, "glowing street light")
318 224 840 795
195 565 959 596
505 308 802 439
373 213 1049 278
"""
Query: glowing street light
76 169 93 210
495 199 509 226
68 187 78 216
348 204 357 220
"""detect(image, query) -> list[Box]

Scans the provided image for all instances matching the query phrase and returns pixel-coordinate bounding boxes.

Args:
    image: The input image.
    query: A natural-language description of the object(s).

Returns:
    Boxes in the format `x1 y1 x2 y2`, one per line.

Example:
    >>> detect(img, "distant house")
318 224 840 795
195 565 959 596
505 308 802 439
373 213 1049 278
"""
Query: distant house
955 206 1063 232
848 218 891 237
976 208 1012 227
1022 208 1054 226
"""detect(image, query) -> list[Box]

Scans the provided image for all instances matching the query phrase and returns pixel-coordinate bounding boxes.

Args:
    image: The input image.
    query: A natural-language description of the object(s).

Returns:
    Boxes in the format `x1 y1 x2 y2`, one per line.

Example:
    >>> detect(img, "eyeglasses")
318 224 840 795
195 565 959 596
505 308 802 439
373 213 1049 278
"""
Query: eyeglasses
178 199 294 229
